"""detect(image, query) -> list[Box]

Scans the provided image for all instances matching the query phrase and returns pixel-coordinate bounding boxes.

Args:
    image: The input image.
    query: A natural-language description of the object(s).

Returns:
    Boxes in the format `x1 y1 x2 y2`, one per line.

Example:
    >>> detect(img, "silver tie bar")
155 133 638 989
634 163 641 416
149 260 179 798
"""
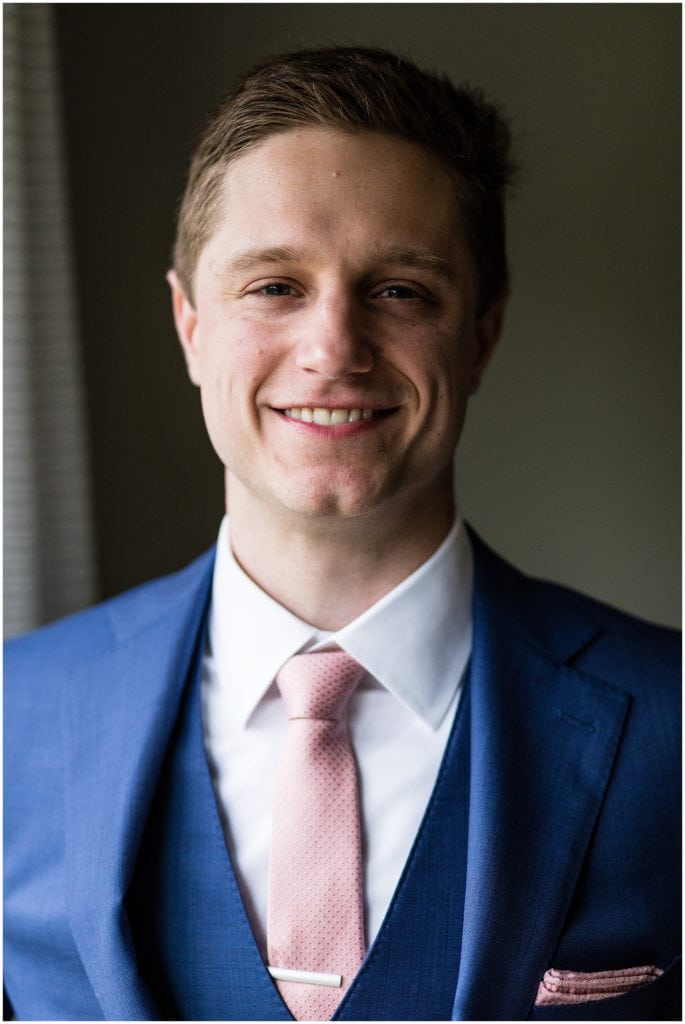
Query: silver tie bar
267 965 342 988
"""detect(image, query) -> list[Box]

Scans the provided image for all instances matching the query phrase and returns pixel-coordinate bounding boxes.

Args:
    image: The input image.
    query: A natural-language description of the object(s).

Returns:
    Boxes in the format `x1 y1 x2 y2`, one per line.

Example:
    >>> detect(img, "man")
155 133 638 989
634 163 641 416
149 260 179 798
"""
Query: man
4 47 680 1021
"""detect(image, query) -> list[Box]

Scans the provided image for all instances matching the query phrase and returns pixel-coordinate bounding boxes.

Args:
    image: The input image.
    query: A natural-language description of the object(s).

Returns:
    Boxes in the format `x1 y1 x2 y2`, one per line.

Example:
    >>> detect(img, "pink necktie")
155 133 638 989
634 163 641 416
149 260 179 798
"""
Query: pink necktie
267 651 366 1021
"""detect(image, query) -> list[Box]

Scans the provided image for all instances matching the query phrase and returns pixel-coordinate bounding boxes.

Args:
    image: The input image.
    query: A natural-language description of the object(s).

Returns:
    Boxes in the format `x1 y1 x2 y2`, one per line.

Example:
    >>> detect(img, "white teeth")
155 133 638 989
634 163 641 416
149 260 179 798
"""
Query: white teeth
284 407 375 425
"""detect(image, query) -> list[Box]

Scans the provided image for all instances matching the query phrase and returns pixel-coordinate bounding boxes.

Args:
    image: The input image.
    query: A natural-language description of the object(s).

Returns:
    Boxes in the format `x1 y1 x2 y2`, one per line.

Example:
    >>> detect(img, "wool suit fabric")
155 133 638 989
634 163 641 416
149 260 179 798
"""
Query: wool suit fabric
4 529 681 1020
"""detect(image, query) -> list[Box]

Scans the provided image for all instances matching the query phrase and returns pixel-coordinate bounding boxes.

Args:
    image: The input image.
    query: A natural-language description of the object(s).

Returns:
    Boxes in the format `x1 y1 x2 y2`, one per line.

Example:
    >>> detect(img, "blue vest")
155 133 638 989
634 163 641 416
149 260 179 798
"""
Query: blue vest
126 646 471 1020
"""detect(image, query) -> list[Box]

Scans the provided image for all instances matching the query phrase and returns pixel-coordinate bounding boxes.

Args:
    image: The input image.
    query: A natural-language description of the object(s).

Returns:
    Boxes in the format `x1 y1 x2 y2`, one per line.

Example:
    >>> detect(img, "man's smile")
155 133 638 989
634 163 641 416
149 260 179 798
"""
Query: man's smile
284 407 374 424
272 405 399 434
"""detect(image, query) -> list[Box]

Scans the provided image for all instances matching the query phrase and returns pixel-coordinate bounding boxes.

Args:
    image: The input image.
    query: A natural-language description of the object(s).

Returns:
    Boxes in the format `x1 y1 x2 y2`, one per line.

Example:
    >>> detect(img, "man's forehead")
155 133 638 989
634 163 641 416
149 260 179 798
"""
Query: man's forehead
215 127 461 211
191 127 475 291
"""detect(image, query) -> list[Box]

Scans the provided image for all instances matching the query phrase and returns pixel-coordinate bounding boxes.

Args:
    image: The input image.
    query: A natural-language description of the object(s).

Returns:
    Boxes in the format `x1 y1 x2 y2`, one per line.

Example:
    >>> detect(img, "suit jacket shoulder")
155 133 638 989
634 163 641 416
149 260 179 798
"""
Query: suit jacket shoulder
470 528 679 684
472 530 680 796
5 547 216 692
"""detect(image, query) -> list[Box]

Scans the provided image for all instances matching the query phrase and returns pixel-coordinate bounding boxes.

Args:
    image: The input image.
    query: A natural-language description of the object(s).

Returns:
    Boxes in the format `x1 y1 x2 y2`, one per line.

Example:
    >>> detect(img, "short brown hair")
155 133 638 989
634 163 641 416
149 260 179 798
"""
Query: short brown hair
173 46 517 312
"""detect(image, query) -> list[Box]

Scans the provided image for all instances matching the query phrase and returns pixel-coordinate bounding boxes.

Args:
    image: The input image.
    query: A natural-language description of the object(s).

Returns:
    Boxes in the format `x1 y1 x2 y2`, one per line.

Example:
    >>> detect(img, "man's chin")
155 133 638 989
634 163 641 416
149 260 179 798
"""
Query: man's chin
271 475 394 523
278 492 382 522
229 460 415 525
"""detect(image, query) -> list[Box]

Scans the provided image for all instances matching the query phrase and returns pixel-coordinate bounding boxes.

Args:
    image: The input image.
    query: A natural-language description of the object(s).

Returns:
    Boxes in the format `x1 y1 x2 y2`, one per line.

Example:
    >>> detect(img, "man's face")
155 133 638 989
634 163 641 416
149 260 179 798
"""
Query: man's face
171 128 503 527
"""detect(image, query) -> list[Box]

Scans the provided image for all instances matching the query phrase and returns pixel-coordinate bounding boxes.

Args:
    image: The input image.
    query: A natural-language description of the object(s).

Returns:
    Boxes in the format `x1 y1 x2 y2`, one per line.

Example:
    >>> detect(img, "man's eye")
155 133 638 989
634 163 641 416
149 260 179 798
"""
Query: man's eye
259 282 297 297
378 284 425 300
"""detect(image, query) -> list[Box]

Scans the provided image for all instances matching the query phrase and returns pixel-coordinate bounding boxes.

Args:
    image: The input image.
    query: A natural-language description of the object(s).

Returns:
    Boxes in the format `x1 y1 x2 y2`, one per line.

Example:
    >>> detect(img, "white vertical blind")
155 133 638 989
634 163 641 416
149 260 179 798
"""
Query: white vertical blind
4 5 96 637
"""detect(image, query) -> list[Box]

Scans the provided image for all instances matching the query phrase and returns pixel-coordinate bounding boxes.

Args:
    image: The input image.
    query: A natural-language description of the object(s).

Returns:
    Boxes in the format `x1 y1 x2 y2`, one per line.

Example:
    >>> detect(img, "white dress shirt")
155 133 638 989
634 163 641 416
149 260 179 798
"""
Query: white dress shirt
201 515 474 956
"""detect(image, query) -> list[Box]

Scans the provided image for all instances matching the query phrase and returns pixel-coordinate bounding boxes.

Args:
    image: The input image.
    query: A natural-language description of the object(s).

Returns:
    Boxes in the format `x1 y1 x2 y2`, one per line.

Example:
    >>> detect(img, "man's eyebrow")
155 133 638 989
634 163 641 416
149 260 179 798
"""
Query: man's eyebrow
218 247 306 276
366 246 454 279
217 245 455 279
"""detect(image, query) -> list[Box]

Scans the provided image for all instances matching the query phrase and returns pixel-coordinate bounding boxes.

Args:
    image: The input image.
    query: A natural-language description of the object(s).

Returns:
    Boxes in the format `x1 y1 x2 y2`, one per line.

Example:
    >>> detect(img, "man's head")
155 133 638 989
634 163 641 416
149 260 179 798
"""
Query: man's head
169 47 516 537
173 47 516 316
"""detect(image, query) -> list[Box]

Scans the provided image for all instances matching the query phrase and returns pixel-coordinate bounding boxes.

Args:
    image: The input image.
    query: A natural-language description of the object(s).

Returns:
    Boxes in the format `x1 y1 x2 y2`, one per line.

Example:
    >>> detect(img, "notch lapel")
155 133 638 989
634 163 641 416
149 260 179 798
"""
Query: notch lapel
452 538 630 1021
64 551 214 1020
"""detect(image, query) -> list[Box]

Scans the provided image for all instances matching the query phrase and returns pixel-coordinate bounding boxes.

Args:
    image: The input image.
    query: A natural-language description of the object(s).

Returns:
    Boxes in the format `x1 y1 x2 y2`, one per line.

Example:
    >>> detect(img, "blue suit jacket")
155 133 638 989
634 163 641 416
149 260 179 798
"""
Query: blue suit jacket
4 531 681 1020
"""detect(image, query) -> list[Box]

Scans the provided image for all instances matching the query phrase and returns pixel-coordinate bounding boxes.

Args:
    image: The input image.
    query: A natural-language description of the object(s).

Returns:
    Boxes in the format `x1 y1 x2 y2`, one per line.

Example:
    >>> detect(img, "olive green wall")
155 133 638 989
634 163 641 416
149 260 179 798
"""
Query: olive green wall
55 3 680 626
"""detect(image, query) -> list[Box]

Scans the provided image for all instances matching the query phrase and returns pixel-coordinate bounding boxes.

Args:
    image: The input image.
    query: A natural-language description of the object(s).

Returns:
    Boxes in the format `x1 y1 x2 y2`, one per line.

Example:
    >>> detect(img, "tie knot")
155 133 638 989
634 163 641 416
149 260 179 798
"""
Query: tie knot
275 651 365 721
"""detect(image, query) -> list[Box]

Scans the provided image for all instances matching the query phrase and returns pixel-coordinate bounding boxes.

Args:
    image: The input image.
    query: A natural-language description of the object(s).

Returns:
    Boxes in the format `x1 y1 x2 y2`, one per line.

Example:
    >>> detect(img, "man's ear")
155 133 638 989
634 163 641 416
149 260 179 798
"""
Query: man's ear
167 269 202 386
469 290 508 395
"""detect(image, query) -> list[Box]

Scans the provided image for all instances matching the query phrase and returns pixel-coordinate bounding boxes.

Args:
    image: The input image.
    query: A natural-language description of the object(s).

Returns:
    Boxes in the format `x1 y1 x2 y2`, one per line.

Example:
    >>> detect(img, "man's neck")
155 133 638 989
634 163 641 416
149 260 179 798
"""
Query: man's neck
227 479 456 630
226 478 456 632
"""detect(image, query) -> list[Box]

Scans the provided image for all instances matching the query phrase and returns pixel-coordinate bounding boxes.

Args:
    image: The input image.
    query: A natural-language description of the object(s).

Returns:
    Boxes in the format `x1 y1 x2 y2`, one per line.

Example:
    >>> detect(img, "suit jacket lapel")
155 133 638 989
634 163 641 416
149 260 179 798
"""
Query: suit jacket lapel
64 550 215 1020
452 535 630 1021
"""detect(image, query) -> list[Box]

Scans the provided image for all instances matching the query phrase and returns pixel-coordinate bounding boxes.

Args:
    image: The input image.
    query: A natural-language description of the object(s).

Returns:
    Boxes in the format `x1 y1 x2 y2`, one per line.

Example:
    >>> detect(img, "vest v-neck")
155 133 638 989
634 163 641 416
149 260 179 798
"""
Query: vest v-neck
127 631 471 1021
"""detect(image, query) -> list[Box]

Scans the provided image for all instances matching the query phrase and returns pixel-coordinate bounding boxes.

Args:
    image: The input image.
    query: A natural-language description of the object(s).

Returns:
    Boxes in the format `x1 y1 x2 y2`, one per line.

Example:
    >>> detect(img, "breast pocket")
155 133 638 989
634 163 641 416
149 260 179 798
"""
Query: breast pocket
527 957 681 1021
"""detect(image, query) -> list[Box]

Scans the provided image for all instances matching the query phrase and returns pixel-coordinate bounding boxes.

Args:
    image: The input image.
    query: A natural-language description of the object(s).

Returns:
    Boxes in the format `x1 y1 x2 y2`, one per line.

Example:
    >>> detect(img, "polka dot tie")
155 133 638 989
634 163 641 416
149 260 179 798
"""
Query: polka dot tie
267 651 366 1020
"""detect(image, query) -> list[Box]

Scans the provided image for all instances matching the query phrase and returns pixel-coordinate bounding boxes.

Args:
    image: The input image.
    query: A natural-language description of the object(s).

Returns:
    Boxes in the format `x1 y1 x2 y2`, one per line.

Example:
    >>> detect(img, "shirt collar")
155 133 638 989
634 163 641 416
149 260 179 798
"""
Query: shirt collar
208 515 473 733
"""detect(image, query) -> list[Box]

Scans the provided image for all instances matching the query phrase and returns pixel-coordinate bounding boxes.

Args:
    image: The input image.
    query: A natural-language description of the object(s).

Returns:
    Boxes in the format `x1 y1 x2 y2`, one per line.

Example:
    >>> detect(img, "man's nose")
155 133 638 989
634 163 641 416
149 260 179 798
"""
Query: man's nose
295 294 374 379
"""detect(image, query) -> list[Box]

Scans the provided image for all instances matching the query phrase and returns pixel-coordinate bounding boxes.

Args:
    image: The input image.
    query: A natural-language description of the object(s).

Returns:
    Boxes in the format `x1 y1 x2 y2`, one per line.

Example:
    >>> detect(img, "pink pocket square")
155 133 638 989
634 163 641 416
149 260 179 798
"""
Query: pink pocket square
535 965 663 1006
